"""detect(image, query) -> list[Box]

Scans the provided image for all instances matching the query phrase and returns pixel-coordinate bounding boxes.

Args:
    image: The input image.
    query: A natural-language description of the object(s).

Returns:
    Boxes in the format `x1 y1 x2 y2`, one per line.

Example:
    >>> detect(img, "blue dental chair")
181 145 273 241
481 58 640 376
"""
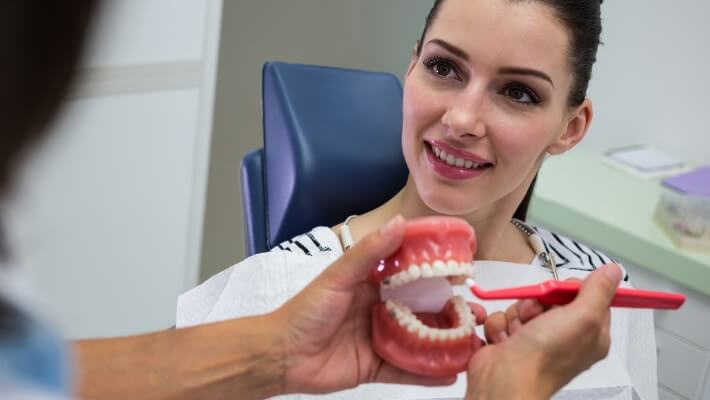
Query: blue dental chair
240 62 408 256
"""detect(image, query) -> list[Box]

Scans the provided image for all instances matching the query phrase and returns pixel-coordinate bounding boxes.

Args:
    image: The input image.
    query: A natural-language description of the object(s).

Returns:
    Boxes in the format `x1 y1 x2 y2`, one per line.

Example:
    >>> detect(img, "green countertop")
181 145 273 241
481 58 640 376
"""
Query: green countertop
529 150 710 296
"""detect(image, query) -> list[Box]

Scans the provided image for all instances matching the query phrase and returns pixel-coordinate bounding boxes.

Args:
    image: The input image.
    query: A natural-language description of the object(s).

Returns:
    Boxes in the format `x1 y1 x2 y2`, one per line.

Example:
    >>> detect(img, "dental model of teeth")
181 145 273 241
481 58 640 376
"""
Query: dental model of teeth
385 295 475 341
370 216 484 377
382 260 476 289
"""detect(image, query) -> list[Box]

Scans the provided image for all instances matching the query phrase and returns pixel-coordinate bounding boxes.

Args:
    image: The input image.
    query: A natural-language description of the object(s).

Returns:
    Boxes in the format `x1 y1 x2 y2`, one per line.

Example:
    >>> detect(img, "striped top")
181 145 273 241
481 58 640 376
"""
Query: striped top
270 223 630 282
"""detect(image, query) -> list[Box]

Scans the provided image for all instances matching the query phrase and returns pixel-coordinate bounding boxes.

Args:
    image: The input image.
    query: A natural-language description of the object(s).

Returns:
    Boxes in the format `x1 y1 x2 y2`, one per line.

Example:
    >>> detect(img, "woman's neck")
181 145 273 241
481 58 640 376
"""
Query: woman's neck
341 176 535 264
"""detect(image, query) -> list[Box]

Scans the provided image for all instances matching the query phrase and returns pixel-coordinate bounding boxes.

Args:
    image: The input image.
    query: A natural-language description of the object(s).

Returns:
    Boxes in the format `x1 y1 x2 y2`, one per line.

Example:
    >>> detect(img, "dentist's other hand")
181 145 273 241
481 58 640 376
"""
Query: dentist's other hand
464 264 623 399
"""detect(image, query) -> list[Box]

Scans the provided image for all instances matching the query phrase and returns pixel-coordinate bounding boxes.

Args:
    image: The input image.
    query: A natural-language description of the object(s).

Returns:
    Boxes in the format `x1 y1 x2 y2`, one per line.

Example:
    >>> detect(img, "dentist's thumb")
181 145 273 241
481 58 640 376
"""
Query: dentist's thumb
321 215 406 287
574 263 623 313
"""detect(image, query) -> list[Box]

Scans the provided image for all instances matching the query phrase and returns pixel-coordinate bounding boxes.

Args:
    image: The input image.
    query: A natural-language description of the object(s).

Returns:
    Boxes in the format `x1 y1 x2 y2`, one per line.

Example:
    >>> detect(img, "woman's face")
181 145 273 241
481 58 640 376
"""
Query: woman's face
402 0 589 216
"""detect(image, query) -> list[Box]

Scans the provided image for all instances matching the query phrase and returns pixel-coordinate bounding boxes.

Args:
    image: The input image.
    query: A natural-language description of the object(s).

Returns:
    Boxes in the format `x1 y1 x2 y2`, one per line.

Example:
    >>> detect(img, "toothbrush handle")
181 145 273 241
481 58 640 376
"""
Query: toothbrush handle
537 281 685 309
471 280 685 310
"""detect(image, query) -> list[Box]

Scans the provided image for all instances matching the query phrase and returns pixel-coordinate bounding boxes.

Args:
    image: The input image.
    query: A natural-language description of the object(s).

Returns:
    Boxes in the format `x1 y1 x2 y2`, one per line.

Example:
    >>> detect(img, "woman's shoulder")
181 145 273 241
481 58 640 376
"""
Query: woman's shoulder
529 224 629 282
270 226 343 257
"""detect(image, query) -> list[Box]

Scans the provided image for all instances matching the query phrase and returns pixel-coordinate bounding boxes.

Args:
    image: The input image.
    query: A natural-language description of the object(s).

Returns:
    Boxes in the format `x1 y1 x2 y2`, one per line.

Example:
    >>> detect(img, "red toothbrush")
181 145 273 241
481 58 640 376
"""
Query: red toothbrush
467 279 685 309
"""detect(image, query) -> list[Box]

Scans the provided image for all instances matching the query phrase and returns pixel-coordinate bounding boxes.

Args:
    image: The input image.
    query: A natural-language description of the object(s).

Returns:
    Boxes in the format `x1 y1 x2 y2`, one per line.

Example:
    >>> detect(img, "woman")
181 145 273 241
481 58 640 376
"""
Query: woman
178 0 657 398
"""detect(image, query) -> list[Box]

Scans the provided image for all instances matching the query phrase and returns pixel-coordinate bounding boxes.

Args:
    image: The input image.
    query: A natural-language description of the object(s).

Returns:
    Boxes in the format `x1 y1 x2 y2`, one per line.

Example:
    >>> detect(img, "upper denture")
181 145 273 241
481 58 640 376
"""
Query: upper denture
370 217 476 285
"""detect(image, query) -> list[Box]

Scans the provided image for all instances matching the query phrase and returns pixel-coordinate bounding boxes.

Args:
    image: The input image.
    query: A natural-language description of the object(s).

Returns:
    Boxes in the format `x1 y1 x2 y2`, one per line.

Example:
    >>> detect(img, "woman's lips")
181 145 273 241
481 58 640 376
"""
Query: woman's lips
424 142 492 181
429 140 491 164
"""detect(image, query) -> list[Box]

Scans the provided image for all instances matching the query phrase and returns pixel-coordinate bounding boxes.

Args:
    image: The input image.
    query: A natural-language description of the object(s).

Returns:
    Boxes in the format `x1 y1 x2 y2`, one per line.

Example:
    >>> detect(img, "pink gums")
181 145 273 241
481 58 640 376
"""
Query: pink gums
370 216 475 284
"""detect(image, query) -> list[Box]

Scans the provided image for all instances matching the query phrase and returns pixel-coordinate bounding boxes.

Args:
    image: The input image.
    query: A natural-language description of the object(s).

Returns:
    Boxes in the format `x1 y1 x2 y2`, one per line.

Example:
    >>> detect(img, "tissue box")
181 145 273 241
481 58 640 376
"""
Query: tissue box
655 167 710 251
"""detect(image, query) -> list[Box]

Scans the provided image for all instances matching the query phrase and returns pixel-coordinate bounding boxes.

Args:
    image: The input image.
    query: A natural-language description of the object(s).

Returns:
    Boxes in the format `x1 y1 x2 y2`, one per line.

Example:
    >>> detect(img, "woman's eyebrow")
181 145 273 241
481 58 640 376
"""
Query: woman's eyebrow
498 67 555 88
426 39 555 88
426 38 469 62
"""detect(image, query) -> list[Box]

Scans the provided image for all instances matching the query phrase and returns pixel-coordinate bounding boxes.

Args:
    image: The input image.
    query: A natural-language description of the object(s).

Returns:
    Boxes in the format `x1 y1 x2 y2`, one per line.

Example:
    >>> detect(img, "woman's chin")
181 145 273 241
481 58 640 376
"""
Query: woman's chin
420 193 478 217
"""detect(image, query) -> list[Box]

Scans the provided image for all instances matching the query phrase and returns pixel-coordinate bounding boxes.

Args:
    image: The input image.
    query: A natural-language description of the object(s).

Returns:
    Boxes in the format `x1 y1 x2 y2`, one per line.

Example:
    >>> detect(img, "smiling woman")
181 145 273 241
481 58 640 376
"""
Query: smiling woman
178 0 656 399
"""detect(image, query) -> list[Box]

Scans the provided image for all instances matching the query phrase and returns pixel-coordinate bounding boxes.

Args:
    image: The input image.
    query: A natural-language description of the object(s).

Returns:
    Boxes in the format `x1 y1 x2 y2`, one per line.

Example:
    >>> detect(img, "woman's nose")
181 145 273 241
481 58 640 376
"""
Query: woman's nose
441 89 487 140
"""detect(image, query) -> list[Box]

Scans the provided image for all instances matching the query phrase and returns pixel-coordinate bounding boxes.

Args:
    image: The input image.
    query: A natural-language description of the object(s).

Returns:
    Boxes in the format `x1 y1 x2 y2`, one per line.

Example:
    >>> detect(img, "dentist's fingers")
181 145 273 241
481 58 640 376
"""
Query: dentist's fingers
572 264 622 314
485 299 546 343
375 363 457 387
557 264 620 360
319 215 406 287
503 302 523 336
517 299 545 323
483 311 508 344
467 302 487 325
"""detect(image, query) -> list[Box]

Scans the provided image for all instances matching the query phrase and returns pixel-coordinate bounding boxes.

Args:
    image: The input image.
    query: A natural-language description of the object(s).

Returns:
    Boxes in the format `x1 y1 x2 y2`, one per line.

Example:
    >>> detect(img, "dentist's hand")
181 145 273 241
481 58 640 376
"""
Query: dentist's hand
272 216 472 394
464 264 623 399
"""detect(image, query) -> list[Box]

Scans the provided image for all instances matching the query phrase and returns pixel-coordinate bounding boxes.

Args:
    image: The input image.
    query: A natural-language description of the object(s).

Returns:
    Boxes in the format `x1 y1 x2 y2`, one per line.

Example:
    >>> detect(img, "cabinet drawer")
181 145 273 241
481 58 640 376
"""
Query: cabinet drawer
659 386 685 400
656 330 709 399
702 368 710 400
623 262 710 350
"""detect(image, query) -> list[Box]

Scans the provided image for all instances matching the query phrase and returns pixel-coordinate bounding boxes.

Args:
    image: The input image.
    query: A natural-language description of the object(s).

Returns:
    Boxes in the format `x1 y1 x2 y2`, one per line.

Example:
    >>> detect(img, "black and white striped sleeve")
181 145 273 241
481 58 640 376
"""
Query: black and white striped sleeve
271 229 333 256
534 226 629 281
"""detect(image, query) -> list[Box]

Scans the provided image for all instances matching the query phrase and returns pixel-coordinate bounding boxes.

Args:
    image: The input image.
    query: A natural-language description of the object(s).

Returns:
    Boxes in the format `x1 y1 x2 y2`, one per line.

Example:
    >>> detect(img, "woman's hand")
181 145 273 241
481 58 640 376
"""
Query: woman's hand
271 216 459 395
465 264 623 399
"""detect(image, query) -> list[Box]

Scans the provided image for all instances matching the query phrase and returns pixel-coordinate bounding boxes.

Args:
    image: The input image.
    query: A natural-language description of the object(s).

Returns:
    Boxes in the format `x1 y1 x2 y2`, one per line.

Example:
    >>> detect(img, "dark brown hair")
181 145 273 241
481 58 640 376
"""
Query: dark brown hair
0 1 99 197
415 0 603 219
0 1 98 264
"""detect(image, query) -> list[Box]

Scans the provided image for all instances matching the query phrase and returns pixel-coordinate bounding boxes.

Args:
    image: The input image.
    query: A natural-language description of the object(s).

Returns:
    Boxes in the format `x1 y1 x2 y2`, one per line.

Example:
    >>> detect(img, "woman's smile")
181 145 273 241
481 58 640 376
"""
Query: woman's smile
423 139 494 181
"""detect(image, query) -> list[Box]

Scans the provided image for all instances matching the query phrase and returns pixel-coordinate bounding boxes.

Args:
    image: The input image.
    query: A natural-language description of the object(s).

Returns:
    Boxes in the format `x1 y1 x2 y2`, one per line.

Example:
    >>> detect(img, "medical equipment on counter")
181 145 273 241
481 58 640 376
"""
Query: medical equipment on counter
656 166 710 251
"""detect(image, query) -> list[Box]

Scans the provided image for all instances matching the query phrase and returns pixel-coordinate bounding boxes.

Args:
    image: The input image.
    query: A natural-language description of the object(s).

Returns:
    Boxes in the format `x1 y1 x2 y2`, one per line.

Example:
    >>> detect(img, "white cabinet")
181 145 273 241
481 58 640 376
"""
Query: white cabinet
620 260 710 399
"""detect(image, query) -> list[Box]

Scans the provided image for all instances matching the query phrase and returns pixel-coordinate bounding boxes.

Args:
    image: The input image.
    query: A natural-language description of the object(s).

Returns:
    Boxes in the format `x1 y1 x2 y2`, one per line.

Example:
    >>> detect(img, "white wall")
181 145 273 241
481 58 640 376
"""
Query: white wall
583 0 710 165
5 0 223 339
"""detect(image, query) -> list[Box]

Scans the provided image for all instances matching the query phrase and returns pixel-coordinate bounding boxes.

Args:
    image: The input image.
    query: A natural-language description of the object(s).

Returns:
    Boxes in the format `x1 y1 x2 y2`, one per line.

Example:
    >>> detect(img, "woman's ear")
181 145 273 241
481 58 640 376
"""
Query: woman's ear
546 99 593 155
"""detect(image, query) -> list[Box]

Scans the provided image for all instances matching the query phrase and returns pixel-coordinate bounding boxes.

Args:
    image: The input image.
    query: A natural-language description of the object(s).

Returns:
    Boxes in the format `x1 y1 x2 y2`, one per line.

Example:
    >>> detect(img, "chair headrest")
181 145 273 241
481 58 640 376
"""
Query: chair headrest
262 62 408 248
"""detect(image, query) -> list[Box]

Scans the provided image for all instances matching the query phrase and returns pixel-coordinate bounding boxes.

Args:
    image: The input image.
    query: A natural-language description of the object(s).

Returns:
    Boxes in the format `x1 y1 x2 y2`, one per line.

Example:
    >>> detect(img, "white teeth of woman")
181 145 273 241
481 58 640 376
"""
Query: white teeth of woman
382 261 476 289
433 146 483 169
386 296 475 341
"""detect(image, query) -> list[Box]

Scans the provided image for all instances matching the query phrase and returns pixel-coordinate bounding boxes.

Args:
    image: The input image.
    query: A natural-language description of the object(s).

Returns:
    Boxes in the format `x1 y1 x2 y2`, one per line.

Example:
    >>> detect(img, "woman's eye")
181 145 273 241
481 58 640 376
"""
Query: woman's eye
432 61 453 77
423 57 458 79
502 85 540 105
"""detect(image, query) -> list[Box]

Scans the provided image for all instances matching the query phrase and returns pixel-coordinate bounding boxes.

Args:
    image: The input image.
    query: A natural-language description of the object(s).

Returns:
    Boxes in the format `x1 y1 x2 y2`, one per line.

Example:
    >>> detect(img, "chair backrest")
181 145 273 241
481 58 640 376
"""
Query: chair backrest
240 61 408 256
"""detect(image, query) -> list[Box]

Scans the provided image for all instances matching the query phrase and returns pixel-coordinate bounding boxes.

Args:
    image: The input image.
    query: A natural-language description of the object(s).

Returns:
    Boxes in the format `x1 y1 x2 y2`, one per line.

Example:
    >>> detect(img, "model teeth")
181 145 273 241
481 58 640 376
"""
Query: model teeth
386 296 475 341
432 145 487 169
381 260 476 289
